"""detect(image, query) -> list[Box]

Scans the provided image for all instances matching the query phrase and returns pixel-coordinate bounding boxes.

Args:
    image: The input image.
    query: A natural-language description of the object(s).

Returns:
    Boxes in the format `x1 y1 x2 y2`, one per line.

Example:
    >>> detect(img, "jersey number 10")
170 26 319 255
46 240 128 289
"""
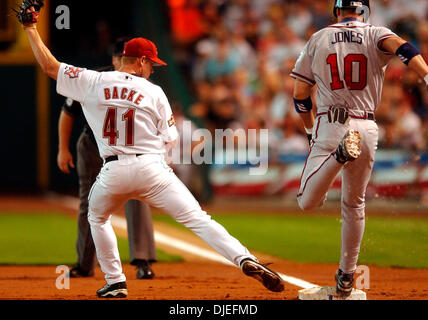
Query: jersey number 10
327 53 368 90
103 107 135 146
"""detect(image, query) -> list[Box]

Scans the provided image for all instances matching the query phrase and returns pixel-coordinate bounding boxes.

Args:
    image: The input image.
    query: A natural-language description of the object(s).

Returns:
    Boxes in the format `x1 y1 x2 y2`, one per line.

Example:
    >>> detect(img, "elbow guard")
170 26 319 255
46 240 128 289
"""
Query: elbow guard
294 97 313 113
396 42 421 66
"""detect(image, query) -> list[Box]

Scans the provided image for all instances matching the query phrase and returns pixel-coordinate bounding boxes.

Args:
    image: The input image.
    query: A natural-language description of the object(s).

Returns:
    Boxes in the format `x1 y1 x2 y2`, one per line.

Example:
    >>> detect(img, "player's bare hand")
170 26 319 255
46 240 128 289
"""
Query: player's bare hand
57 149 75 174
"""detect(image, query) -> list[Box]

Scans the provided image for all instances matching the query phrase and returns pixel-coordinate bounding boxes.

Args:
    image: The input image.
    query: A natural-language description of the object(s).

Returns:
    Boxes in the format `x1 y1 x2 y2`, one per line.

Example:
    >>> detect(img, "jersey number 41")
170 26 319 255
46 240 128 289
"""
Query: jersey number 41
103 107 135 146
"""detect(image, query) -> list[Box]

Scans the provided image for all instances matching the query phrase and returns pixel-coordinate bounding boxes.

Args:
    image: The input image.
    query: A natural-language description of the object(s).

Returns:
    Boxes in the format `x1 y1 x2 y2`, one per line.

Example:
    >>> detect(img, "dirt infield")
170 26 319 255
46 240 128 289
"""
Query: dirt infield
0 262 427 300
0 195 427 300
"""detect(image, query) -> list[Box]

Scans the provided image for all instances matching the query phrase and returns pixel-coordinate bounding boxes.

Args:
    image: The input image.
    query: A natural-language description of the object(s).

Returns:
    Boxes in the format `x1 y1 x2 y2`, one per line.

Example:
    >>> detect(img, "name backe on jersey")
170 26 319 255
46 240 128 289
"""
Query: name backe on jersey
57 64 178 158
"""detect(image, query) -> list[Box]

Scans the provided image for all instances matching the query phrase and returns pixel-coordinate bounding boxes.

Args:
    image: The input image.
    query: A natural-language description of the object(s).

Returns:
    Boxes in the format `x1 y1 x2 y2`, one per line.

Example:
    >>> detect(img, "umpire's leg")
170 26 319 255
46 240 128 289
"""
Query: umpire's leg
76 131 103 273
125 200 157 264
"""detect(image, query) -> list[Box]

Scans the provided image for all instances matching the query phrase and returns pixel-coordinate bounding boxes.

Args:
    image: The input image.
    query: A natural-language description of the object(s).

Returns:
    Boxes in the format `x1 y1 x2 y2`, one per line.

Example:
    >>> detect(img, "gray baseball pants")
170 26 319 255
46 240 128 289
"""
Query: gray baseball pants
297 116 378 274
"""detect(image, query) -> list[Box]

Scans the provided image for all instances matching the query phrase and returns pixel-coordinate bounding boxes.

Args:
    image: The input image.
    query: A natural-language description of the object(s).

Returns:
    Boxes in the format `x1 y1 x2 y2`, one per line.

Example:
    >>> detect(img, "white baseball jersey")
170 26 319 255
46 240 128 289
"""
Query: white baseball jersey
291 19 397 113
56 63 178 159
55 66 258 287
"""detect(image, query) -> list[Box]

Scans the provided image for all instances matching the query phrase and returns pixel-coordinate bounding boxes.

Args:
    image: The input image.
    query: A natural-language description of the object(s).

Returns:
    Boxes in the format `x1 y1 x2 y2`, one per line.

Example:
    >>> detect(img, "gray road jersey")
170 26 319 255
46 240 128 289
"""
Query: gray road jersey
291 19 397 113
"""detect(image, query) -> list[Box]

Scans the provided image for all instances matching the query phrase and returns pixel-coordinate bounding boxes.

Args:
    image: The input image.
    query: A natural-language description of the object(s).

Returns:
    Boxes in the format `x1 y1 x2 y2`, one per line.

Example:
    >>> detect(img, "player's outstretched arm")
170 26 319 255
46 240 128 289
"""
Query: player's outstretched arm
293 79 315 144
25 27 61 80
381 37 428 87
14 1 60 80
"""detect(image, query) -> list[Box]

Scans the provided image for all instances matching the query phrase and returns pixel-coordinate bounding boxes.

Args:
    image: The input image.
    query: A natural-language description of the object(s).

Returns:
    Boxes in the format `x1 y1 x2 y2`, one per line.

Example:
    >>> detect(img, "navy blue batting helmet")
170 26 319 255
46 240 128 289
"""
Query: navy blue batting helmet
333 0 371 18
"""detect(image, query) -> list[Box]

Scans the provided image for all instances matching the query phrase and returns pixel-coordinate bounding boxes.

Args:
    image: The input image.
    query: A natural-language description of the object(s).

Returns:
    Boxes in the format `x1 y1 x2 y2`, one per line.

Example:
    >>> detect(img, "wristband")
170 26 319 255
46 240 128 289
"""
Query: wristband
424 74 428 87
305 127 313 135
294 97 313 113
395 42 421 66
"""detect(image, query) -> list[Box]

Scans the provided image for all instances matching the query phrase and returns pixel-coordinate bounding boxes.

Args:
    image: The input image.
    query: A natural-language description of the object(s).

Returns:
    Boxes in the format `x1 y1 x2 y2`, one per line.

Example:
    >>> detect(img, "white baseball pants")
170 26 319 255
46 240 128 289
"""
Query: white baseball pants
87 154 256 284
297 115 378 274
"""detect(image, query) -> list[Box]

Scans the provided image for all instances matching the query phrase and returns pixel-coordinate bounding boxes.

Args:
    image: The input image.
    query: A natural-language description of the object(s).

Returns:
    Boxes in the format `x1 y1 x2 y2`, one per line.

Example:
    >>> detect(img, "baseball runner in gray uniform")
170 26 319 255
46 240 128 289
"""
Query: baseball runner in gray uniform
57 38 156 280
291 0 428 296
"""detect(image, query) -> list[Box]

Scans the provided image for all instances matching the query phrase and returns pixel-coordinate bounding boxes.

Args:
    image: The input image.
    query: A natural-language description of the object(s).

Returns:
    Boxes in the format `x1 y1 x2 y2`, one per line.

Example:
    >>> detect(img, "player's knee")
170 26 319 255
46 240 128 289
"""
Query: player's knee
297 196 318 211
87 210 108 225
341 202 365 220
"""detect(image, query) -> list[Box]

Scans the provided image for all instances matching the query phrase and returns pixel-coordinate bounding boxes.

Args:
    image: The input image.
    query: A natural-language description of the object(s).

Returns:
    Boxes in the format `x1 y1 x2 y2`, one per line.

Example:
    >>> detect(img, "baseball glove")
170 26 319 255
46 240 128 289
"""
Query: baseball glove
13 0 44 25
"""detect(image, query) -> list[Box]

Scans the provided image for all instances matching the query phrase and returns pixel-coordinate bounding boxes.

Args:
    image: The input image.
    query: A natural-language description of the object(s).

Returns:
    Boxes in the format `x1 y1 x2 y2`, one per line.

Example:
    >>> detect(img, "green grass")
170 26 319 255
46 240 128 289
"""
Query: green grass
2 211 427 269
0 212 182 265
153 212 428 269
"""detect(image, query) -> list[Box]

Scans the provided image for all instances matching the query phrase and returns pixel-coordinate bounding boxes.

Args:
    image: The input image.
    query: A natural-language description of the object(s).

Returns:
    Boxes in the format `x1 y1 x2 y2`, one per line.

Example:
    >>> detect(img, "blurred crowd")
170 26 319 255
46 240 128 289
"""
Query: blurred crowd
167 0 428 153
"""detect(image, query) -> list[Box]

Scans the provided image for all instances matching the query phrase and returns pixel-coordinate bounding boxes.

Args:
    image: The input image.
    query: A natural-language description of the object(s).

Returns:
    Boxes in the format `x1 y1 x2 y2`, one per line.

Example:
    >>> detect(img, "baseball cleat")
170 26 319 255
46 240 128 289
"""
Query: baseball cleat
96 281 128 298
335 269 354 297
240 259 285 292
136 260 155 279
335 129 361 164
68 265 94 278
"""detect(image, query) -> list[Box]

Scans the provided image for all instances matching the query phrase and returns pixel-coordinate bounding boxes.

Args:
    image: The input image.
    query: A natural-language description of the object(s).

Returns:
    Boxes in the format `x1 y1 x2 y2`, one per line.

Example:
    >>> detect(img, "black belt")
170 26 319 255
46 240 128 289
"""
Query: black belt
350 112 375 121
105 154 142 163
316 111 375 121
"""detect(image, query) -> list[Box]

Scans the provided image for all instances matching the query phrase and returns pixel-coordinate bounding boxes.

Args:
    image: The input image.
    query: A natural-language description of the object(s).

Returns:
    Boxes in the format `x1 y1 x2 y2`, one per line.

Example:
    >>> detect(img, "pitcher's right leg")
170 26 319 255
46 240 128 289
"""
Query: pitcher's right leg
87 180 127 286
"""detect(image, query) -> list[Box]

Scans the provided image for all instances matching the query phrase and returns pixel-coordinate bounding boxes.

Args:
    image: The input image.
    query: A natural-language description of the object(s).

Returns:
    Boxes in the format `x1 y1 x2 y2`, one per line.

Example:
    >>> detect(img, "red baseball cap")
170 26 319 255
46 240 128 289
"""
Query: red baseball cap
122 38 167 66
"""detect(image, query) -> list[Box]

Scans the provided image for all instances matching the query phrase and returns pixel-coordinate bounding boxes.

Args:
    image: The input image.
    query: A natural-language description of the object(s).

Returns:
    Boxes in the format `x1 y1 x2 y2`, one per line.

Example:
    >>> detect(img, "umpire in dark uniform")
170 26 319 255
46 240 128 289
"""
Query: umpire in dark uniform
57 37 156 279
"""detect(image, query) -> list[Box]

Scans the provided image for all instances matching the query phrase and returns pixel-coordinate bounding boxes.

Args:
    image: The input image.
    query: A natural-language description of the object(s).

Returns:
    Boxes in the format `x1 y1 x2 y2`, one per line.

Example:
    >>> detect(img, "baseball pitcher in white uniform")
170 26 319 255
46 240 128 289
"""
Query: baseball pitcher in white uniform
17 1 285 298
291 0 428 297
